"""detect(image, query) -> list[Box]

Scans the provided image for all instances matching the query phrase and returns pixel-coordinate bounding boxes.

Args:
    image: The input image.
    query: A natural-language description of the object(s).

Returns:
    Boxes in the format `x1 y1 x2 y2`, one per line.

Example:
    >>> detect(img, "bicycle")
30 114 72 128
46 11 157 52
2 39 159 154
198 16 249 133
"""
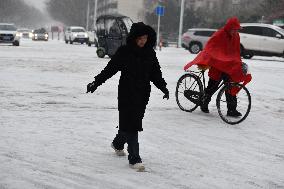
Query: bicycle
175 68 251 125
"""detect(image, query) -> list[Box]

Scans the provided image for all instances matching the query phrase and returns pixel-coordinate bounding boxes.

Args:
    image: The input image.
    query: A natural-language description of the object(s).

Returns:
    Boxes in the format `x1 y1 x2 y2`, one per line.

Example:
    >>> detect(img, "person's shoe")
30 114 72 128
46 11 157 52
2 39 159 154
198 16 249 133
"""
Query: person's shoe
129 163 145 171
227 110 242 117
111 143 126 156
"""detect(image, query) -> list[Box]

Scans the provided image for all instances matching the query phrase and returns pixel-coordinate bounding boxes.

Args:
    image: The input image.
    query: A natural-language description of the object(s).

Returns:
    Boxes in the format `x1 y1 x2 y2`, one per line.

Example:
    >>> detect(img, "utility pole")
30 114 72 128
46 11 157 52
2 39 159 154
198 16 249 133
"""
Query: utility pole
93 0 98 29
86 0 90 30
178 0 185 48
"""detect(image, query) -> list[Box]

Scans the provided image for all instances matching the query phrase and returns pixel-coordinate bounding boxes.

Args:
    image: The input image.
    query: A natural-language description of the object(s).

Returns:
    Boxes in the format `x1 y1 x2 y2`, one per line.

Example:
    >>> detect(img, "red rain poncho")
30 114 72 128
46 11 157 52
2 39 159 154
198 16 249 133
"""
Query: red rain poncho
184 17 251 89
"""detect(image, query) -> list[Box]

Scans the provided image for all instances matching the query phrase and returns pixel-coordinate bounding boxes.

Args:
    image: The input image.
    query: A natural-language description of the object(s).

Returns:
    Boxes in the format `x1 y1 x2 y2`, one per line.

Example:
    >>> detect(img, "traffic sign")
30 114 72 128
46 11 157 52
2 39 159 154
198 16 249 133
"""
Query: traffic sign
156 6 165 16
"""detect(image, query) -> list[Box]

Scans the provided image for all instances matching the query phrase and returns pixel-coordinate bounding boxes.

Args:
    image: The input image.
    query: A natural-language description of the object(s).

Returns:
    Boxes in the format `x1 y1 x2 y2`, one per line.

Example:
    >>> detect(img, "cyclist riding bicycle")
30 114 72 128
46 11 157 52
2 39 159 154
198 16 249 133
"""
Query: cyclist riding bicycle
184 17 252 117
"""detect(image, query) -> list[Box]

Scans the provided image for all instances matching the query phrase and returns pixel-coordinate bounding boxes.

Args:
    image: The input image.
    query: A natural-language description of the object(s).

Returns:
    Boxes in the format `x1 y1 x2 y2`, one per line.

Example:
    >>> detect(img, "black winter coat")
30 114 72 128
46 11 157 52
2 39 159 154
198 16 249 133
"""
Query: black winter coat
93 23 168 132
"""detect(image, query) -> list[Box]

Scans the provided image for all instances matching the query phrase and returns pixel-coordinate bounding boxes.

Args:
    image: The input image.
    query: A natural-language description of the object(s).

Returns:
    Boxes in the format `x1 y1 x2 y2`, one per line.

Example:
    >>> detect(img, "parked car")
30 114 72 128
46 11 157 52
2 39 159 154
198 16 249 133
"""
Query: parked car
32 28 48 41
64 26 89 44
182 28 217 54
96 14 133 58
87 29 98 47
240 23 284 59
17 28 33 39
0 23 20 46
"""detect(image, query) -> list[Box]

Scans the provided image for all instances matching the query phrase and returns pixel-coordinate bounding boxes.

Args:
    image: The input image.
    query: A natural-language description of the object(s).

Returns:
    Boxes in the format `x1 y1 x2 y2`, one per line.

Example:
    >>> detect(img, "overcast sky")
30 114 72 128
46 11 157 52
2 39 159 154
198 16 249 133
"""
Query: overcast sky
23 0 47 11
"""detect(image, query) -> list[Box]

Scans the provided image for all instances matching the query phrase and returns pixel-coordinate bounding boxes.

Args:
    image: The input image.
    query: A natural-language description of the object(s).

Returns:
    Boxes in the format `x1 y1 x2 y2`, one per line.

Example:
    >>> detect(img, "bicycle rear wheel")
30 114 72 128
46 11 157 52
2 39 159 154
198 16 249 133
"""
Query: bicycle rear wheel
175 73 203 112
216 83 251 125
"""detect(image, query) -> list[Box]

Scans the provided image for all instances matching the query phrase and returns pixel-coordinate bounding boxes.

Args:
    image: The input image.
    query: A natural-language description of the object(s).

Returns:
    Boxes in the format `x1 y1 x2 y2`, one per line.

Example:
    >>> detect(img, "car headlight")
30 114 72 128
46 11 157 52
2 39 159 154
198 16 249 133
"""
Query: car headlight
72 33 77 37
16 32 21 37
45 34 48 38
29 33 33 38
35 34 38 37
85 33 88 38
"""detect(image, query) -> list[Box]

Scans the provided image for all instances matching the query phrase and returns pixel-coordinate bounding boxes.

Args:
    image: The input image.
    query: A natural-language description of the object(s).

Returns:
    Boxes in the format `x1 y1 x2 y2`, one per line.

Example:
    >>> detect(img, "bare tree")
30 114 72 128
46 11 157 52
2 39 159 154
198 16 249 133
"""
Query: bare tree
46 0 89 27
144 0 180 39
0 0 47 27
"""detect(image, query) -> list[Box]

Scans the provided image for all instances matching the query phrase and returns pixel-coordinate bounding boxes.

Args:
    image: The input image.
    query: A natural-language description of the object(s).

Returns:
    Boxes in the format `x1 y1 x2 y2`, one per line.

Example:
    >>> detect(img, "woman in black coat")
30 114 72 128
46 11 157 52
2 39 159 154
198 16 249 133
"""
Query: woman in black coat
87 22 169 170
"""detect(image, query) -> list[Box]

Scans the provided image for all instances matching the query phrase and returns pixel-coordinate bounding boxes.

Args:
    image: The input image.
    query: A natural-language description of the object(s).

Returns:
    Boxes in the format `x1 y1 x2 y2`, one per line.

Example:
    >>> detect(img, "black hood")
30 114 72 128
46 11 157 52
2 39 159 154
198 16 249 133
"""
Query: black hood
126 22 156 49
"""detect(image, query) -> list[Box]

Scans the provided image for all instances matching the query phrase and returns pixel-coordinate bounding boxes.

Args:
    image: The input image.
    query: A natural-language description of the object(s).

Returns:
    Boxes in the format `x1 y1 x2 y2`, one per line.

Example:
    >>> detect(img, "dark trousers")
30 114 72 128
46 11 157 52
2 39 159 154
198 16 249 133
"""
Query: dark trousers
205 78 238 111
112 130 142 165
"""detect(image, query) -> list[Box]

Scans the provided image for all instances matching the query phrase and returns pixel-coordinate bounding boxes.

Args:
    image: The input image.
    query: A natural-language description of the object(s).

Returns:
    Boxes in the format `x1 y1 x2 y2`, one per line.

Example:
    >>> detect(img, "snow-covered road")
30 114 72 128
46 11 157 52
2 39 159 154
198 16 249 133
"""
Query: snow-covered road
0 40 283 189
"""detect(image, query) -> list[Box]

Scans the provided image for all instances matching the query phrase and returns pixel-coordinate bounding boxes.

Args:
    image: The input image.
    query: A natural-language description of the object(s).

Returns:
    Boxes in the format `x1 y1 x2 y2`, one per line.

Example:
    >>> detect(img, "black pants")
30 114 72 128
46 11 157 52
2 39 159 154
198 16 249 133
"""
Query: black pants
112 130 142 165
205 78 237 111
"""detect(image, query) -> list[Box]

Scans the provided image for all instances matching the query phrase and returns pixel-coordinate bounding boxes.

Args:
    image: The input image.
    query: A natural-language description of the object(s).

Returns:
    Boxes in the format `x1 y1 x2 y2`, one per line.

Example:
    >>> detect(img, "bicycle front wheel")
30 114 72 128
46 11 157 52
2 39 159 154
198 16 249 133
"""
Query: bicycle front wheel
216 83 251 125
175 73 203 112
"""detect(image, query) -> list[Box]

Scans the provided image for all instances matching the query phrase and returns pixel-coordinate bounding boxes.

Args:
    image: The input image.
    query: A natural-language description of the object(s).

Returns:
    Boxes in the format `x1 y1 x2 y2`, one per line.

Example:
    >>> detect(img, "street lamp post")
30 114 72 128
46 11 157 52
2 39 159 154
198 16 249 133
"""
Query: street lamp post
157 11 161 48
86 0 90 30
155 2 164 49
178 0 185 48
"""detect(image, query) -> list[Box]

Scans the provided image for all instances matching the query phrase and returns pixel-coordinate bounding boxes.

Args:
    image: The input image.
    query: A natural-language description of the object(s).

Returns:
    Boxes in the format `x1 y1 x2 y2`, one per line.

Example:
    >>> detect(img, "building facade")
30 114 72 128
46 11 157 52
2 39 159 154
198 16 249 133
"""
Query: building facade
96 0 145 22
186 0 221 10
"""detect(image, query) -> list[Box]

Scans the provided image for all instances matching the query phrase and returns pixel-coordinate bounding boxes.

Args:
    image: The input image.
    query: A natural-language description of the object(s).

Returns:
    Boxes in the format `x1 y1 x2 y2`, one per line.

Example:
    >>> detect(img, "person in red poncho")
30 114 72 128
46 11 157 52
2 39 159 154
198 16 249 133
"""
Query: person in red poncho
184 17 252 117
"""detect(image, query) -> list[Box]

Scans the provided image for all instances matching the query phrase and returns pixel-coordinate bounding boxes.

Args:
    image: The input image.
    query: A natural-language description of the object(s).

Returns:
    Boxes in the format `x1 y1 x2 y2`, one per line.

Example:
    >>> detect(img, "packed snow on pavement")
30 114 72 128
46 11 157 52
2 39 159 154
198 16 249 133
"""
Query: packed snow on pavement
0 40 283 189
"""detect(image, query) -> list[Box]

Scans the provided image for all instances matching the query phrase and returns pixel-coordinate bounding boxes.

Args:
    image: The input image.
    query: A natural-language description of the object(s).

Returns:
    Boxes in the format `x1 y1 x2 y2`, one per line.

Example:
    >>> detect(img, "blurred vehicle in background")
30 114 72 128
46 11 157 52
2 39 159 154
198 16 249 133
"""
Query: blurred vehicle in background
159 33 178 47
158 35 169 47
161 39 169 47
64 26 89 44
240 23 284 59
160 33 179 47
87 29 98 47
182 28 216 54
0 23 20 46
32 28 49 41
17 28 33 39
96 14 133 58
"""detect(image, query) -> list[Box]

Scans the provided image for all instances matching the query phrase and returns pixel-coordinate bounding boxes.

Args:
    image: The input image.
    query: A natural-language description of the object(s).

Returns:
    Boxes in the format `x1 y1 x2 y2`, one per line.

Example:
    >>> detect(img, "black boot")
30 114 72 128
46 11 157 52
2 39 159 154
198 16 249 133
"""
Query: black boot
226 93 242 117
200 94 210 113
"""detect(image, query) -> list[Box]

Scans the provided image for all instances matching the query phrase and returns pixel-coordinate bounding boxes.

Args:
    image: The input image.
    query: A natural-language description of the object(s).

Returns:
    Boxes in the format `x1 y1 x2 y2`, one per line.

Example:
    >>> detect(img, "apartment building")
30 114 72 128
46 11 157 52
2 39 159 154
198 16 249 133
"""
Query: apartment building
96 0 145 22
186 0 221 10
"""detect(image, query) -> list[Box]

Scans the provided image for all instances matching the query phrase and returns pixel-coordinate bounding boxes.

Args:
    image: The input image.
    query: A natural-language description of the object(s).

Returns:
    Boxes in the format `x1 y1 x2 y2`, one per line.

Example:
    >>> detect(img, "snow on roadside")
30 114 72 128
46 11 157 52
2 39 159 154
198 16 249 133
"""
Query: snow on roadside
0 40 283 189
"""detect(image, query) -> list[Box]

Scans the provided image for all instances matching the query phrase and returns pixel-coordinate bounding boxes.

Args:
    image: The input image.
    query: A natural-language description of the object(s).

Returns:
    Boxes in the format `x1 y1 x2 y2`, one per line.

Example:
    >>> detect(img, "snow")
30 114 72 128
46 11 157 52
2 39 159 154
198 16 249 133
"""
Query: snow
0 39 284 189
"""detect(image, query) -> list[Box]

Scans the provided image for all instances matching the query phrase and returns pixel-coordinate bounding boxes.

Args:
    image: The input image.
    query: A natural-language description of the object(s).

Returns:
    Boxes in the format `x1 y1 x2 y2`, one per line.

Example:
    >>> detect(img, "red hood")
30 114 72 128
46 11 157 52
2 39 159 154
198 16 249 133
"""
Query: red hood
224 17 241 32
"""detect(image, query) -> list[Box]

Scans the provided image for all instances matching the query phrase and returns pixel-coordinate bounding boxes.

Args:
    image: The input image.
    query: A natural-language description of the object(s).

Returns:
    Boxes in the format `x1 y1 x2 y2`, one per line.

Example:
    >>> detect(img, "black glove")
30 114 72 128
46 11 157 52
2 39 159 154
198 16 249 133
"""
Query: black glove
86 81 97 93
162 88 169 100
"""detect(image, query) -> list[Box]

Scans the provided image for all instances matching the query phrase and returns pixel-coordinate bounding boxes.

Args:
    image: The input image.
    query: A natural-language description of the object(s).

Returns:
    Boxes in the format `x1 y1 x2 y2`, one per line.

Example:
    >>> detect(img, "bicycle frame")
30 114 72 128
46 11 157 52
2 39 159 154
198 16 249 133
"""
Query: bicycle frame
186 69 225 95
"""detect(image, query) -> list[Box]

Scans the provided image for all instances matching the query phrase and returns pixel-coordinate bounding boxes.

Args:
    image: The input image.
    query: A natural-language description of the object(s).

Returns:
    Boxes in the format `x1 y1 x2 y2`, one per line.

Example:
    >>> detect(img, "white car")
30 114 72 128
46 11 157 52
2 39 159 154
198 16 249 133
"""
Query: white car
240 23 284 59
17 28 33 39
0 23 20 46
64 26 89 44
182 28 217 54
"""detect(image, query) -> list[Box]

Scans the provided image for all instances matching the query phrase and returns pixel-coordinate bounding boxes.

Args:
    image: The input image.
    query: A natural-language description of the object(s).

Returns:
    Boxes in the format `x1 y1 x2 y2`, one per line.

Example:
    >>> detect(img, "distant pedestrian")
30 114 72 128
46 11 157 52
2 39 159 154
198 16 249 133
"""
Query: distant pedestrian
159 36 163 51
87 22 169 171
